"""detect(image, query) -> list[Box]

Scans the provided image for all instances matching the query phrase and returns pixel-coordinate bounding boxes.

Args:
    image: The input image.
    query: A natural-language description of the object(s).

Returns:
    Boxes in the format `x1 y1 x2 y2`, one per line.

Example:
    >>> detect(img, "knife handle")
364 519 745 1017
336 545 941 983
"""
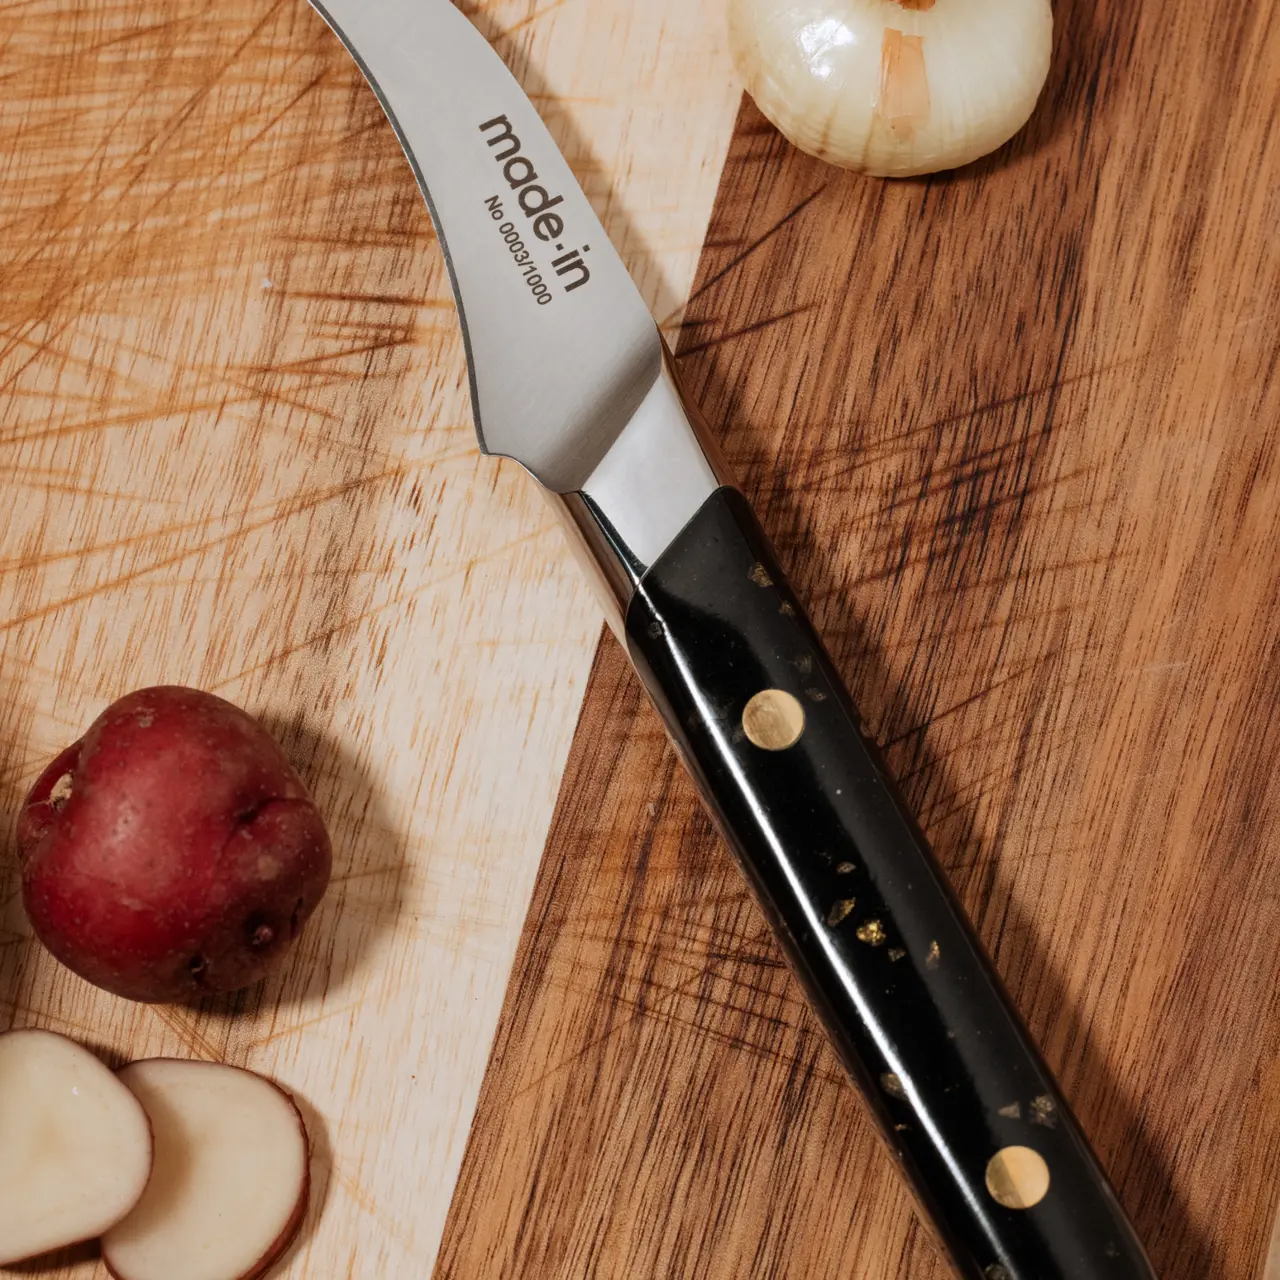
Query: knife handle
622 485 1156 1280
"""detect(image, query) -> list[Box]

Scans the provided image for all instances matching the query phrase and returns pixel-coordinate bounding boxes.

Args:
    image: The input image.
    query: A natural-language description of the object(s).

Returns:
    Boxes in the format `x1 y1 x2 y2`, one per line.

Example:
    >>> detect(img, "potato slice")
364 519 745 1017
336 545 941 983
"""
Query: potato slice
0 1029 153 1265
103 1060 309 1280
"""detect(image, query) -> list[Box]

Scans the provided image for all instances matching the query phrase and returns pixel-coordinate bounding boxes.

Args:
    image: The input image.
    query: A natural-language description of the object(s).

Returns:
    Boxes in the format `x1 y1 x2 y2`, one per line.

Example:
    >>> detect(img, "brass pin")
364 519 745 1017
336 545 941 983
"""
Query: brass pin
985 1147 1050 1209
742 689 806 750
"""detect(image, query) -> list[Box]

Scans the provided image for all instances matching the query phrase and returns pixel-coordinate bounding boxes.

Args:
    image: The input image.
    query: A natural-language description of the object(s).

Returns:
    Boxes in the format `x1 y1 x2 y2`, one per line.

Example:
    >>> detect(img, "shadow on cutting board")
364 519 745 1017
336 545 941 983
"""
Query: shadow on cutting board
275 1083 336 1267
682 279 1222 1280
227 712 415 1011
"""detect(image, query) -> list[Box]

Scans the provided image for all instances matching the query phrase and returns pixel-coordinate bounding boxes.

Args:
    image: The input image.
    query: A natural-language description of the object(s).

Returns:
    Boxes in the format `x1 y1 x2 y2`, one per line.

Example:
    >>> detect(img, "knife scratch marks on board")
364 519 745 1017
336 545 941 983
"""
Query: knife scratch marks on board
913 770 1023 842
804 353 1160 489
0 493 306 573
1 468 183 506
327 861 415 888
3 73 410 413
207 525 562 691
241 67 331 150
0 470 415 626
527 92 608 107
883 650 1068 750
0 997 98 1045
277 290 447 310
677 302 819 360
148 1006 228 1064
0 8 288 350
0 469 409 579
332 1170 418 1248
866 464 1094 531
237 338 422 378
246 1002 364 1050
510 967 710 1103
486 0 573 43
662 185 828 328
221 376 348 424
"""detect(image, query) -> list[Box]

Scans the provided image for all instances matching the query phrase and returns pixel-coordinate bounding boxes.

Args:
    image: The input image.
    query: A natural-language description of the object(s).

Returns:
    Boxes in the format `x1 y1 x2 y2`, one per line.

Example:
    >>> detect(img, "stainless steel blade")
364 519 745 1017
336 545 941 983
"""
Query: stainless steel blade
309 0 662 493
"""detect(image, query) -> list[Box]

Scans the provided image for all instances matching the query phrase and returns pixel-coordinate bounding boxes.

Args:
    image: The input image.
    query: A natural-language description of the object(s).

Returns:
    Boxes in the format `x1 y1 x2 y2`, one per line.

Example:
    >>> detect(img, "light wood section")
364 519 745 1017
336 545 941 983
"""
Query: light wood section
0 1 738 1276
437 0 1280 1273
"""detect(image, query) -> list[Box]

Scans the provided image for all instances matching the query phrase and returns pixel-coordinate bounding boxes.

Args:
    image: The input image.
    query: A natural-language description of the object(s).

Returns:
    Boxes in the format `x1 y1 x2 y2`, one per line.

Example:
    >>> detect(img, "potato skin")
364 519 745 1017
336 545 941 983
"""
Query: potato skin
17 688 332 1003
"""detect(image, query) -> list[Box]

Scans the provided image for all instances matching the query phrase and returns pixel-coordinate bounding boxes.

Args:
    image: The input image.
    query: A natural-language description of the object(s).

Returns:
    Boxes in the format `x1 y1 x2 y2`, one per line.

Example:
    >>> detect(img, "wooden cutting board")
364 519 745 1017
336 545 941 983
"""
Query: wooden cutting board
435 2 1280 1277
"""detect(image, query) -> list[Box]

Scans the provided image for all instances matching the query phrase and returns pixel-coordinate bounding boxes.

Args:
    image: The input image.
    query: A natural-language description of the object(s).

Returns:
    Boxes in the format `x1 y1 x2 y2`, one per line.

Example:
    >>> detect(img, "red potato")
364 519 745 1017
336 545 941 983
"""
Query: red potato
17 687 332 1002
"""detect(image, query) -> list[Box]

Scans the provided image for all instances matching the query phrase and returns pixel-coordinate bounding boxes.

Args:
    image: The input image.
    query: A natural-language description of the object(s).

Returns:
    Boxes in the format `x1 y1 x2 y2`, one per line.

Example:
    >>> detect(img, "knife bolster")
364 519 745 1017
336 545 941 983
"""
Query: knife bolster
553 345 732 637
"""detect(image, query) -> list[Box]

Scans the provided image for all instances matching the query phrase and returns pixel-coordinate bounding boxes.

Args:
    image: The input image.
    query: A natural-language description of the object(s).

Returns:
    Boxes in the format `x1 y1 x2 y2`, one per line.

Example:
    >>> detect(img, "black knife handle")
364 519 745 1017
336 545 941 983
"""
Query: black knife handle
623 486 1155 1280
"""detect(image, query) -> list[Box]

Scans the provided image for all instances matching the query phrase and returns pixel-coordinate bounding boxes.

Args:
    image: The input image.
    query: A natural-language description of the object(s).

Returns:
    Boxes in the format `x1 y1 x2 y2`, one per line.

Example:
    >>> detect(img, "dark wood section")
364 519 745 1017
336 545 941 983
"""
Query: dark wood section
436 1 1280 1273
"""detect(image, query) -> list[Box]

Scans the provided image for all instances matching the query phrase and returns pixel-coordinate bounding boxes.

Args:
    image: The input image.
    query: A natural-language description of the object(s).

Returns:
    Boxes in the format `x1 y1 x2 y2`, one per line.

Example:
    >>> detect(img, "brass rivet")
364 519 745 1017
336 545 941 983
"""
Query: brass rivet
742 689 805 751
986 1146 1050 1209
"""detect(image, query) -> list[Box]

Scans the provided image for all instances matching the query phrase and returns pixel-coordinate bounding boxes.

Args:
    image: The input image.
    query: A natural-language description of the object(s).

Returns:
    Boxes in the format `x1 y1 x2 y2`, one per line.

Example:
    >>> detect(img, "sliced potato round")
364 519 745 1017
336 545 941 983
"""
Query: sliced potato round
104 1059 310 1280
0 1029 153 1265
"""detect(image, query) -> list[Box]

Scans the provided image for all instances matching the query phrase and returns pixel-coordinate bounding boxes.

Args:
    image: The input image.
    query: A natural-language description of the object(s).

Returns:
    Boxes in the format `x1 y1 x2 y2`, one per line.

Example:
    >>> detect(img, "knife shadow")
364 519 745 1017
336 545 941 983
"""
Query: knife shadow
736 465 1222 1279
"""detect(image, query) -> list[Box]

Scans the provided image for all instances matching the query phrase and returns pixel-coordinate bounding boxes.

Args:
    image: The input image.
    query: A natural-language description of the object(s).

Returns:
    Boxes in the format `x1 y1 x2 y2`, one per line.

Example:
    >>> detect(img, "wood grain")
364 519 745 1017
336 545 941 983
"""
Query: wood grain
436 1 1280 1275
0 1 738 1276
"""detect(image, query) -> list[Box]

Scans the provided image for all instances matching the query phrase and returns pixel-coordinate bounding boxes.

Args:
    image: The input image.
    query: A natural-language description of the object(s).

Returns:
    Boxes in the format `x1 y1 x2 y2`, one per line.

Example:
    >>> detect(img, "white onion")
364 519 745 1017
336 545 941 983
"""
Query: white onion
728 0 1054 177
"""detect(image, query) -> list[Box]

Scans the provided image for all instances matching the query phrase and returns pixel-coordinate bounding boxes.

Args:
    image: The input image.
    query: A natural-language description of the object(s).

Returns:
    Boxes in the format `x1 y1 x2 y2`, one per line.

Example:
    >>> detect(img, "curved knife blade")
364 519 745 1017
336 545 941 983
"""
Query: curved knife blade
309 0 661 493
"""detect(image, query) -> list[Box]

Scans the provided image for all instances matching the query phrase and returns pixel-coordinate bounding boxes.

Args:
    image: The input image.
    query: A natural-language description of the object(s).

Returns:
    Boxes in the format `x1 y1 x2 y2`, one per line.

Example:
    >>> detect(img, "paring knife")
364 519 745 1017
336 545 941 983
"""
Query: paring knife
307 3 1157 1276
